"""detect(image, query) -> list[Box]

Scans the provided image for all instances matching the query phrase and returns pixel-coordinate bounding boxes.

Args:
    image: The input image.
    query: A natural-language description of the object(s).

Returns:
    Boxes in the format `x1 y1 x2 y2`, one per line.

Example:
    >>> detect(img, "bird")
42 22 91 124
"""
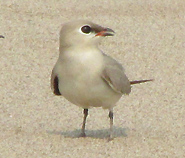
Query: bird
0 35 4 38
51 20 152 140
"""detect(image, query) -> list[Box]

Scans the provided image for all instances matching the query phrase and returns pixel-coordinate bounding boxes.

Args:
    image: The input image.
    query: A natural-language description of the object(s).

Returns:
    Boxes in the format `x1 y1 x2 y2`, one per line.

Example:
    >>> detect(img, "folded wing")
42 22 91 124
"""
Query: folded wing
101 54 131 95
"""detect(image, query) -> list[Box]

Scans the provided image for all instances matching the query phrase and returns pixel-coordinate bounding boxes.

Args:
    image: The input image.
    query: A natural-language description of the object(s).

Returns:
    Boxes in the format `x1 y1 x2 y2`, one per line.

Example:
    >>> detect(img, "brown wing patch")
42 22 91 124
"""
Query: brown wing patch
53 76 62 95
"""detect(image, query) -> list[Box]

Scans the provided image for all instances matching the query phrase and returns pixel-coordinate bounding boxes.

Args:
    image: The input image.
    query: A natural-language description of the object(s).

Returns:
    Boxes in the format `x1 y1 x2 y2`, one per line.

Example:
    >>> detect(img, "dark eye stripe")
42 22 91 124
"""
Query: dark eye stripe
81 25 91 34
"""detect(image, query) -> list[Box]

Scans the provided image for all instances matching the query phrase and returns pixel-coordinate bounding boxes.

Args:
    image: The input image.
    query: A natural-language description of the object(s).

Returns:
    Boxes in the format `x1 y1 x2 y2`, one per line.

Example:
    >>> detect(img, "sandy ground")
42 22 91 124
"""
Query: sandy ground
0 0 185 157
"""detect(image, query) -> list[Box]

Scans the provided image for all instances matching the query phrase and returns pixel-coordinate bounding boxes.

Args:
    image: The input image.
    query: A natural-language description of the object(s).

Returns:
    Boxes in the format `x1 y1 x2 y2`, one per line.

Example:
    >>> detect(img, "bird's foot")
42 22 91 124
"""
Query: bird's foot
79 132 86 138
107 135 114 142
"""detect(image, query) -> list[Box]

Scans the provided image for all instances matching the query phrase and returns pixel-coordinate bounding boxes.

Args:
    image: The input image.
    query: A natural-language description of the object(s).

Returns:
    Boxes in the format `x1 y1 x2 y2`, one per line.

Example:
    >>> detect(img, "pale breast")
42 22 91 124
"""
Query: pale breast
56 48 122 109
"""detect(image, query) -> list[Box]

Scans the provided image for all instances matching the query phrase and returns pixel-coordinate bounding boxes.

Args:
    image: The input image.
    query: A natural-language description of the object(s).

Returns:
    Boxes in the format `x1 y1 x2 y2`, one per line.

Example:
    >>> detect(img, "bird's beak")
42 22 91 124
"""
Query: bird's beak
95 28 115 37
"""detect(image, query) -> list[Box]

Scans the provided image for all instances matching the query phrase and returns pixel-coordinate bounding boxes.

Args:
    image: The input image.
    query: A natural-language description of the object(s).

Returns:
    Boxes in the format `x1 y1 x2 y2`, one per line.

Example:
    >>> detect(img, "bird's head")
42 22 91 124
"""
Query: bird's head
59 20 115 49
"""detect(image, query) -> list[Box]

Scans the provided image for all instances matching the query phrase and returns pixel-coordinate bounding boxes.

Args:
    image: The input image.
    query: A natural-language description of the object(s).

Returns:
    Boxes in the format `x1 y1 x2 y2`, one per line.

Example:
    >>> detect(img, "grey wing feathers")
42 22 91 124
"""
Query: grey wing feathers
51 69 62 95
101 54 131 94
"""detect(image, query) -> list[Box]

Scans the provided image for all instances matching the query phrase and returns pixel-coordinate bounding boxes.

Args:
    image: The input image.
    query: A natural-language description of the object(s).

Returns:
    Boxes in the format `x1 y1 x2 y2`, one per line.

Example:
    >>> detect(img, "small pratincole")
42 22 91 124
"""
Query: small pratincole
51 20 153 140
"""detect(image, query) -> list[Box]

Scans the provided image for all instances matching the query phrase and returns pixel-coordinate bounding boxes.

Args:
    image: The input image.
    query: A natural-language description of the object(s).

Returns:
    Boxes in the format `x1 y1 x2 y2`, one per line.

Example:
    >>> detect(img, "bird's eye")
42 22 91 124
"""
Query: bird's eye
81 25 91 34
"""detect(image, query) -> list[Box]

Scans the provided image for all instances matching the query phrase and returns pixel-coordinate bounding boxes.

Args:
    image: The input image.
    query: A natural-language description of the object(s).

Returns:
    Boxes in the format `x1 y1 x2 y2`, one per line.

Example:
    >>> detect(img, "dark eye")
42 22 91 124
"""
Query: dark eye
81 25 91 34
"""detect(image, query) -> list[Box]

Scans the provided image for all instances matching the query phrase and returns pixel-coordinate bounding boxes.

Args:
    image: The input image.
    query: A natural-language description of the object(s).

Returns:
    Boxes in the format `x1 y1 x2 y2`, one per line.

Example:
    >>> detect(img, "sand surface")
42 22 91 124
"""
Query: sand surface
0 0 185 157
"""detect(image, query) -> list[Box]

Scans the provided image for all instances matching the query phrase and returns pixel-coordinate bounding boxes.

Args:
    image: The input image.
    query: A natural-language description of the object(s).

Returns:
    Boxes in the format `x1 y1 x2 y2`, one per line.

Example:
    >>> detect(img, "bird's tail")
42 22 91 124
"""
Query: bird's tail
130 79 153 85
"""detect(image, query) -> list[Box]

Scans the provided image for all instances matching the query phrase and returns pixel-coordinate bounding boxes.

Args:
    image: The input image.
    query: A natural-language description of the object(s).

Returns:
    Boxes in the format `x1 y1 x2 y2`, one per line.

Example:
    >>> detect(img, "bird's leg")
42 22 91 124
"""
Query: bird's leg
80 109 88 137
108 110 114 140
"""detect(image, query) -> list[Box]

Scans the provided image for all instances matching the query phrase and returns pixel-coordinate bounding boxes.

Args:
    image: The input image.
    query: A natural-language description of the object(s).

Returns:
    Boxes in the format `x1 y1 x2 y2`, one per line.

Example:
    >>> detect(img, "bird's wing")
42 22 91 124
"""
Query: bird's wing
51 67 62 96
101 54 131 94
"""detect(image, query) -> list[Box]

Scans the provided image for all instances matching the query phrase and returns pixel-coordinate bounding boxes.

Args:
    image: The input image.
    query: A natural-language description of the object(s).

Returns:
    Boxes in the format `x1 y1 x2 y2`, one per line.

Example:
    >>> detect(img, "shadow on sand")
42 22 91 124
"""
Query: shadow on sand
47 127 128 139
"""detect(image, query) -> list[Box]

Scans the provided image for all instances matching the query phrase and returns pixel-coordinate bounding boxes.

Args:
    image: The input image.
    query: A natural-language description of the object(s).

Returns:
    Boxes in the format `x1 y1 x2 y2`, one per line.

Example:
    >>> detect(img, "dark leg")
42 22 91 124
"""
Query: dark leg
80 109 88 137
108 110 113 140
